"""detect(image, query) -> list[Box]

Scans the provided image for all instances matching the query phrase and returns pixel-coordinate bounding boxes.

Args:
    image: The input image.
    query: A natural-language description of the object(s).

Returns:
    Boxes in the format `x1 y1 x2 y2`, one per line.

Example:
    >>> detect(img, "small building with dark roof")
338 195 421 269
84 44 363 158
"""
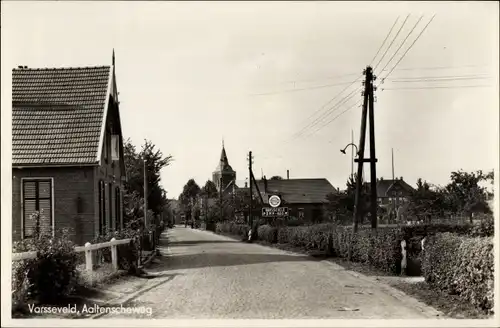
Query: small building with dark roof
11 54 126 245
231 176 338 223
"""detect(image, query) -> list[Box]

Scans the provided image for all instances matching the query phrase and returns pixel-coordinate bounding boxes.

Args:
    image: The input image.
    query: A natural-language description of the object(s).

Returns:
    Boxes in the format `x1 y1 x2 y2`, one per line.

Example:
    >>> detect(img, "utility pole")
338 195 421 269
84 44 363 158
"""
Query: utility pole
368 66 378 229
248 151 253 232
353 66 378 231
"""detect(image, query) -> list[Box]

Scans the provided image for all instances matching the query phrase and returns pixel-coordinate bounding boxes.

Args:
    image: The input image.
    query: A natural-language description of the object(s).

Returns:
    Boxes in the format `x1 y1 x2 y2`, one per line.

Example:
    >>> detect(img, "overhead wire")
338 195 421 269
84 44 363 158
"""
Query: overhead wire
373 14 411 72
288 15 404 142
296 85 363 139
288 76 363 139
379 14 437 85
377 15 424 75
248 80 358 96
382 84 492 90
369 16 401 66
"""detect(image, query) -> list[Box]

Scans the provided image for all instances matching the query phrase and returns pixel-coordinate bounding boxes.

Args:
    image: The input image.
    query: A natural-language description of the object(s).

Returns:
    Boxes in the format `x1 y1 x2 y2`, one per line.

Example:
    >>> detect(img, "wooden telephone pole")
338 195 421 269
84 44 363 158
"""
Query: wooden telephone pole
248 151 253 230
353 66 378 231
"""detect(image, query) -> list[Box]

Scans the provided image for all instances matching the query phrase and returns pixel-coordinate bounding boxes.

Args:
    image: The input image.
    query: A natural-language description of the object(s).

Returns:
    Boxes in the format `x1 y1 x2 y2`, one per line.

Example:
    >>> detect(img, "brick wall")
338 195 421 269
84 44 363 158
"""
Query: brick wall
12 166 96 246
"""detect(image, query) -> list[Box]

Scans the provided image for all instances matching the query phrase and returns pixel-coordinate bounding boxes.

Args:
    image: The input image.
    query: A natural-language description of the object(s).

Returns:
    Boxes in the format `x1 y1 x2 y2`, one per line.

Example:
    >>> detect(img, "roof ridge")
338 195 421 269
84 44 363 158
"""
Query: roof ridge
12 65 111 71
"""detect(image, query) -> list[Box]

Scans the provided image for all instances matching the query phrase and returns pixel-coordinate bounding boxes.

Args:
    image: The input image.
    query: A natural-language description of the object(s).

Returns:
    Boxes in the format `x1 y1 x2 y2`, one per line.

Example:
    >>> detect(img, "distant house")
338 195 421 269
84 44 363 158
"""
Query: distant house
11 58 126 245
248 177 338 222
363 177 415 210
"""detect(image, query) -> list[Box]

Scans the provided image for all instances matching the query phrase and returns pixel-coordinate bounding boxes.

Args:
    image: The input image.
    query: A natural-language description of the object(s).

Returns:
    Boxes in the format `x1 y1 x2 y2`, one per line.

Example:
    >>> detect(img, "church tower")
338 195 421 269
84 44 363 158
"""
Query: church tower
212 140 236 193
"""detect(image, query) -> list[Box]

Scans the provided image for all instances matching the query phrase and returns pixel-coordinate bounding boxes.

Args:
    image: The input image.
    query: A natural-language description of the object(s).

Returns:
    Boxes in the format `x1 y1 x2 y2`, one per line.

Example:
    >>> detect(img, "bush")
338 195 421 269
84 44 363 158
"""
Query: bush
12 218 78 306
422 233 494 313
470 214 494 237
215 222 250 239
257 225 278 243
92 228 140 273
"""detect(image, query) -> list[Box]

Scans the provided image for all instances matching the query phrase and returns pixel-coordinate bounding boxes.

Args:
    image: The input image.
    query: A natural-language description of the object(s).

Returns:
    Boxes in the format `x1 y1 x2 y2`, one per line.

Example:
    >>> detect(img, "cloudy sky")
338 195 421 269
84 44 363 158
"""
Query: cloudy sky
1 1 498 198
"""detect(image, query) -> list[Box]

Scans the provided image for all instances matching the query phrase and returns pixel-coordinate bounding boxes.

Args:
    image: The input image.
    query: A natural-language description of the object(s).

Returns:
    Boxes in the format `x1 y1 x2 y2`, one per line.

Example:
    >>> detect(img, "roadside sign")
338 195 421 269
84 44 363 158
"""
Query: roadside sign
262 207 289 218
268 195 281 208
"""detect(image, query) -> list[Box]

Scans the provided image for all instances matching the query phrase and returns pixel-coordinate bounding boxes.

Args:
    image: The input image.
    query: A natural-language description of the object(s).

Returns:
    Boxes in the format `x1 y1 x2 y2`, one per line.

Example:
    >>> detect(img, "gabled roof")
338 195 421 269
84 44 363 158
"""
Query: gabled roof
364 178 415 197
254 178 337 204
12 66 113 166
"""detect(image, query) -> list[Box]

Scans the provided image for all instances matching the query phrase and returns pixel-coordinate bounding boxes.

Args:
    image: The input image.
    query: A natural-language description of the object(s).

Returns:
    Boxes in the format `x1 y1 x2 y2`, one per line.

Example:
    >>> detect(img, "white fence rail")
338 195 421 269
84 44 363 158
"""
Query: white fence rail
12 238 132 275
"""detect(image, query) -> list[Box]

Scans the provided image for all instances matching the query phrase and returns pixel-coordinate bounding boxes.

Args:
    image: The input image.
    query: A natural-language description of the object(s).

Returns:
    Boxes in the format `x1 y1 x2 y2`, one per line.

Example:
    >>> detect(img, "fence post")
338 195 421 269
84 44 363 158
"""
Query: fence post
400 240 407 276
110 238 118 271
85 242 93 273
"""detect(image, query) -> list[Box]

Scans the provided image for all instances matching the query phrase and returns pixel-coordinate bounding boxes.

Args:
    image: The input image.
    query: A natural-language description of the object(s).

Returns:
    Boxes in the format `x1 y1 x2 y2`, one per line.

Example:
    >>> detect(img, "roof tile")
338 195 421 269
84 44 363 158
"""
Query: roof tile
12 66 111 166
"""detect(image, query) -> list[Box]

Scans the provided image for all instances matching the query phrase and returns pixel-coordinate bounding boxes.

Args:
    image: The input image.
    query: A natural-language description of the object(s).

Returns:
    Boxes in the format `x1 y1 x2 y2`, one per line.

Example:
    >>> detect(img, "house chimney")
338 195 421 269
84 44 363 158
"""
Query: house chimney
287 170 289 180
245 181 248 188
263 175 268 192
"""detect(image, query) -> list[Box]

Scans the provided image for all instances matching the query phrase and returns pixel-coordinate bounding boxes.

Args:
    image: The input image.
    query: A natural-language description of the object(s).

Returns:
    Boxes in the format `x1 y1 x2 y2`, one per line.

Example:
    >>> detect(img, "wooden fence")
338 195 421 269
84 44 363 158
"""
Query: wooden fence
12 238 131 274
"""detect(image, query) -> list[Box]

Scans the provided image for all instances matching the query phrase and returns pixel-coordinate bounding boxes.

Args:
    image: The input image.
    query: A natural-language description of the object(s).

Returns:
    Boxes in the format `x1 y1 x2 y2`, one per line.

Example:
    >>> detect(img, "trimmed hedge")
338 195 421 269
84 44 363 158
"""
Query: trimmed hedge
422 233 494 313
215 222 250 239
257 225 278 244
215 220 489 277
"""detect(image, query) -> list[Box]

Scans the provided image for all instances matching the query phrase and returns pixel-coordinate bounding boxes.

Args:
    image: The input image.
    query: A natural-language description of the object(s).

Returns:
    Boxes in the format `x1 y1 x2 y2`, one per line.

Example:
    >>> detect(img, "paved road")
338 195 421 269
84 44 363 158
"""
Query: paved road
100 226 442 319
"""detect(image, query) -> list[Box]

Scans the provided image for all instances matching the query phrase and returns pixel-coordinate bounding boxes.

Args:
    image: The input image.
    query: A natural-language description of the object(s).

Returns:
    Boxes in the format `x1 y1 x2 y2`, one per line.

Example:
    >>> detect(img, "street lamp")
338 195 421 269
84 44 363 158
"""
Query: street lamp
340 143 359 156
341 143 359 179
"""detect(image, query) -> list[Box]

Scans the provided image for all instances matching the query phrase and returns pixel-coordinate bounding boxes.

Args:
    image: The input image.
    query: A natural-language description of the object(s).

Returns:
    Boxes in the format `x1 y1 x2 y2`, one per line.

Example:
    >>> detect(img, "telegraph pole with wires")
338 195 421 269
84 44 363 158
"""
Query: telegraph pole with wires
353 66 378 231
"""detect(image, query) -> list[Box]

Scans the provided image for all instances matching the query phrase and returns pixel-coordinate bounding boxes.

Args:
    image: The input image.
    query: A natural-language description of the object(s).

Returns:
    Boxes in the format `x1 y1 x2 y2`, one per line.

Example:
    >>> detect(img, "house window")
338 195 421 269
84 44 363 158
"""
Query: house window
99 180 106 235
22 179 53 238
298 208 305 220
111 135 120 161
115 187 121 230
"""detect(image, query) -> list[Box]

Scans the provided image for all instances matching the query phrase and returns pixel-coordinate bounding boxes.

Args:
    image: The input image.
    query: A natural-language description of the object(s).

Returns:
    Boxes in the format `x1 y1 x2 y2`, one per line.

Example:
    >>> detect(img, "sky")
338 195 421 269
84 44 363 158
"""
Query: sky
1 1 499 199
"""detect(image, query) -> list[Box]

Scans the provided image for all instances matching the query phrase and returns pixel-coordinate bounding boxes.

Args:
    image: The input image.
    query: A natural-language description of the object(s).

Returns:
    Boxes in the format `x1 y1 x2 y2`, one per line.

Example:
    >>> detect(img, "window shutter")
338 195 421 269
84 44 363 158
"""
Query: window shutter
23 199 37 237
22 179 52 238
39 198 52 235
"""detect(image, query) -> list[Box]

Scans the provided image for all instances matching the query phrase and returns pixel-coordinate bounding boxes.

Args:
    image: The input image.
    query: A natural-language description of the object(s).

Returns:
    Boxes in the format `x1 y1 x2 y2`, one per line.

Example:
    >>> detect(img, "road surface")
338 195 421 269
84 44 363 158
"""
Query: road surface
100 226 442 319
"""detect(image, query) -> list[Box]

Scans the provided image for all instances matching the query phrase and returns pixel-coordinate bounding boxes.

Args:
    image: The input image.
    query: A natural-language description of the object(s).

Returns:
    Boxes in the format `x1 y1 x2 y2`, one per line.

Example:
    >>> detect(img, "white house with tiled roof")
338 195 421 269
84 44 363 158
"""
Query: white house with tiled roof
11 52 126 245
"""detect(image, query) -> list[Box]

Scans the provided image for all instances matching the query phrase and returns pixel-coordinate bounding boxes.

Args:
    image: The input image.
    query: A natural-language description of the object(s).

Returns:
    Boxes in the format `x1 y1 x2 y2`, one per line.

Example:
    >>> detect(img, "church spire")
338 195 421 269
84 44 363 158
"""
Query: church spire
112 48 115 66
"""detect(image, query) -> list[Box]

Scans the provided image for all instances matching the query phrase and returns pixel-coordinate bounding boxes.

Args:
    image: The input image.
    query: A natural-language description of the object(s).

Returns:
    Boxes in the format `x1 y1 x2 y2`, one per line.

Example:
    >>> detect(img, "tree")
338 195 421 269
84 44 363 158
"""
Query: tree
324 174 368 225
123 138 173 224
445 170 492 222
270 176 283 180
202 180 218 198
179 179 201 223
406 178 446 223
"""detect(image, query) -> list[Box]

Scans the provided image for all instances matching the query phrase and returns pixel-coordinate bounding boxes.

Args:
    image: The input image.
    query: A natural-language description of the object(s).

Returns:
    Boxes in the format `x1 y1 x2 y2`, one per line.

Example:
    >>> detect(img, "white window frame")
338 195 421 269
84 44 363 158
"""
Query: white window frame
20 177 55 239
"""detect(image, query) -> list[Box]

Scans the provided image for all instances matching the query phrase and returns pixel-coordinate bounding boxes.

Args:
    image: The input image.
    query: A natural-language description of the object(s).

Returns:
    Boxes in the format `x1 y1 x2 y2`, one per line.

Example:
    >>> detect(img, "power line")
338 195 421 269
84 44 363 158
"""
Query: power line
248 80 356 96
289 76 363 139
380 14 437 84
389 76 491 83
383 64 489 72
370 16 401 66
298 86 363 138
373 14 411 72
381 84 492 90
303 92 363 137
388 73 490 80
313 99 363 134
278 72 359 85
327 99 364 143
378 15 424 74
